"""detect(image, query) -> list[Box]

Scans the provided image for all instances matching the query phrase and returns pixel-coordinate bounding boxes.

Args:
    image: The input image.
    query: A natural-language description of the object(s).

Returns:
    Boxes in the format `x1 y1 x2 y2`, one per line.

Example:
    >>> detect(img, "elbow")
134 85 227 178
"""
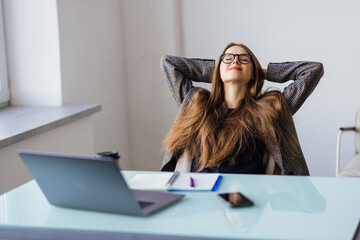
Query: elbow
160 55 175 70
160 55 169 63
160 55 173 65
314 62 324 78
160 55 168 69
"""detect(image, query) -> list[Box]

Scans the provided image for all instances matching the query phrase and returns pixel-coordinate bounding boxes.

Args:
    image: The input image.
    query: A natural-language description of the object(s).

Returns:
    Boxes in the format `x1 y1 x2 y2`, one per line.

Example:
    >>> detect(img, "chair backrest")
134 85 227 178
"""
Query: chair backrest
356 110 360 154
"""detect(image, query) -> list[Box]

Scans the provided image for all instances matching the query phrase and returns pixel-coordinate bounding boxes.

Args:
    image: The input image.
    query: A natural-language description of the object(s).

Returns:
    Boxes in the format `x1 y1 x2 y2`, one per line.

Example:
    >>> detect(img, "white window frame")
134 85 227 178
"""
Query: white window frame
0 0 9 107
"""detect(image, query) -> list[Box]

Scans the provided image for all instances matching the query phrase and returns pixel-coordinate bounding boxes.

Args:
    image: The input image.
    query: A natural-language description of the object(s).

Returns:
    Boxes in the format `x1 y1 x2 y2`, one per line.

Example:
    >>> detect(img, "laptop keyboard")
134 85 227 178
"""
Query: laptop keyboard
138 200 155 209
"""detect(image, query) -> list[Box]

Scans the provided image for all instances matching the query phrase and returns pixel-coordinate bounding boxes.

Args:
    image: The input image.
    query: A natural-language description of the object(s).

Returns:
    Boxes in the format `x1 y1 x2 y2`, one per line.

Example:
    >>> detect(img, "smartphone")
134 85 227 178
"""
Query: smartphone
218 192 254 208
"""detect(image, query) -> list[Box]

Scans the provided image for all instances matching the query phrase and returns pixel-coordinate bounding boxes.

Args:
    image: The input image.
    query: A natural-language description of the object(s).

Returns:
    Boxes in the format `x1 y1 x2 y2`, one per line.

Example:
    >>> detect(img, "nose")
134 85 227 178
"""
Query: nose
232 56 240 64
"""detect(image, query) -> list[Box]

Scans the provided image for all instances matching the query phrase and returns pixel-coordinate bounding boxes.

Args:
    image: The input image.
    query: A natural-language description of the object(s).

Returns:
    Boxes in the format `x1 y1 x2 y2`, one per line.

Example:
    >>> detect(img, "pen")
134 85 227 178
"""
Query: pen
190 177 195 187
165 172 180 189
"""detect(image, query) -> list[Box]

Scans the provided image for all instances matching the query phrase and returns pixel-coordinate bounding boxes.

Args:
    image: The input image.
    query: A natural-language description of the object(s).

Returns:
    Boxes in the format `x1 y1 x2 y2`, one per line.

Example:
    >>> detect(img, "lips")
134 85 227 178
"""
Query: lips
229 66 242 71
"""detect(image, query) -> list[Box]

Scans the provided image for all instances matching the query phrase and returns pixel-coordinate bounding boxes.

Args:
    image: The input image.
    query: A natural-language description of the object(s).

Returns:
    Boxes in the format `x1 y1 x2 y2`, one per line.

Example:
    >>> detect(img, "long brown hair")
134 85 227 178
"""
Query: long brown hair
163 43 299 172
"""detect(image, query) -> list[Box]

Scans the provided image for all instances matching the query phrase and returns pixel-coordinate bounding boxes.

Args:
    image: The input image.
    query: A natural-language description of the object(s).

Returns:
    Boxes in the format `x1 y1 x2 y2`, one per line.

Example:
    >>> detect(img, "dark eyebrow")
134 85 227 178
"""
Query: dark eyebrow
224 53 248 55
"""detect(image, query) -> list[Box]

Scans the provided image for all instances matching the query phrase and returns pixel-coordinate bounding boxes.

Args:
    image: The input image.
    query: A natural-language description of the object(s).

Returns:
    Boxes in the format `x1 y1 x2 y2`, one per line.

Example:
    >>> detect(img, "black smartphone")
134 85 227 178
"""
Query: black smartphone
218 192 254 207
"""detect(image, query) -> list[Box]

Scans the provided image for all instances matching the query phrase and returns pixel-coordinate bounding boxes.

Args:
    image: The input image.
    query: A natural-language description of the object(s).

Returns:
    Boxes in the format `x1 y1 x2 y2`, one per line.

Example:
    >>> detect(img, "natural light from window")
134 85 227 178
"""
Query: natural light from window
0 0 9 107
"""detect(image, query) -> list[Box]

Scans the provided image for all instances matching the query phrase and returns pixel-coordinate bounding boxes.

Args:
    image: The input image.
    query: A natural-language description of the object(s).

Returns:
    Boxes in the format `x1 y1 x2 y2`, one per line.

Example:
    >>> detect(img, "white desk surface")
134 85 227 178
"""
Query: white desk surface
0 171 359 240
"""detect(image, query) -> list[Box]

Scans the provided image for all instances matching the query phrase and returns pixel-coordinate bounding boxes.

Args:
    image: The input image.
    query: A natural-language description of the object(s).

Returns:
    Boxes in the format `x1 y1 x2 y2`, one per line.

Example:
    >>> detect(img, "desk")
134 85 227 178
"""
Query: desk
0 171 359 240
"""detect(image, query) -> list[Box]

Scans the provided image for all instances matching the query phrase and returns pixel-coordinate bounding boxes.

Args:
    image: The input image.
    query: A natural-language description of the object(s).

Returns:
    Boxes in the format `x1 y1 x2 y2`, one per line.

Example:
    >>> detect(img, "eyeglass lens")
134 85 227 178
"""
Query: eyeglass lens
222 54 251 64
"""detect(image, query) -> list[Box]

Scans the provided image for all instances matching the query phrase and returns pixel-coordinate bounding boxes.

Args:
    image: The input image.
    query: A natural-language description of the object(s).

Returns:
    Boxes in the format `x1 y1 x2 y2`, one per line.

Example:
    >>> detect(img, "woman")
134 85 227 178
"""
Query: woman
160 43 324 175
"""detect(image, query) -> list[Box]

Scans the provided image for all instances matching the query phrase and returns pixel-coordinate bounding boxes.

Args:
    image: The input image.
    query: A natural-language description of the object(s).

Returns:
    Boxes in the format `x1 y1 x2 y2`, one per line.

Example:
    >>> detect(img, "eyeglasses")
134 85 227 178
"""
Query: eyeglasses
220 53 252 64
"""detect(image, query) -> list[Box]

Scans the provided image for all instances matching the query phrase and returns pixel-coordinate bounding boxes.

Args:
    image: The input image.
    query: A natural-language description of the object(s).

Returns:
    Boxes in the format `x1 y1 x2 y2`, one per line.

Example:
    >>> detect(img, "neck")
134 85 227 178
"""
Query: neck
223 82 247 109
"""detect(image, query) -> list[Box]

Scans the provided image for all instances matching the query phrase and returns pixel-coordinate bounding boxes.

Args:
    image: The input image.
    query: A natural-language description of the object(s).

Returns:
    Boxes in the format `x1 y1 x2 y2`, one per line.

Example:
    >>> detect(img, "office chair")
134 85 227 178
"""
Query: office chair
336 110 360 177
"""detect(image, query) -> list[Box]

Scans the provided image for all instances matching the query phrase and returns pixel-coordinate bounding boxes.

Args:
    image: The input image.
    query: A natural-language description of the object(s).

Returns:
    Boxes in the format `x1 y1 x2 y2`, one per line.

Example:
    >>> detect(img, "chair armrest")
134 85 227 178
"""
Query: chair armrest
340 127 356 131
336 127 356 176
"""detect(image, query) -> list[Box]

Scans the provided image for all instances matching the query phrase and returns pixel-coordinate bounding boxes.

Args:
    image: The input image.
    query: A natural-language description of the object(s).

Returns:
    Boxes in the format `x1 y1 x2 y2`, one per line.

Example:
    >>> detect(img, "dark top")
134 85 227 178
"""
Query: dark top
190 109 265 174
190 137 265 174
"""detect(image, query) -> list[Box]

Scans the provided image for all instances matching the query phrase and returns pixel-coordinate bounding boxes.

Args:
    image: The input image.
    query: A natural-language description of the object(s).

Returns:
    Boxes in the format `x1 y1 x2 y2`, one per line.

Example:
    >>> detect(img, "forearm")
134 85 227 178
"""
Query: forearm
265 61 324 115
266 61 324 83
161 55 215 83
160 55 215 106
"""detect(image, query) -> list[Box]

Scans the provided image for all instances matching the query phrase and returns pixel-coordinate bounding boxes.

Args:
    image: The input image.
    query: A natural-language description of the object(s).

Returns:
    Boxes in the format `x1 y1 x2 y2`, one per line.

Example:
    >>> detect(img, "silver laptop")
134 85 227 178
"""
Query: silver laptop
18 149 184 216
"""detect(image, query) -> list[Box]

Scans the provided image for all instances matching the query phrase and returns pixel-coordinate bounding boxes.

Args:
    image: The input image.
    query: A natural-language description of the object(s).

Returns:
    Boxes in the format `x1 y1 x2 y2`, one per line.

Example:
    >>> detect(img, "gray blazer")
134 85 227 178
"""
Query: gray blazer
160 55 324 175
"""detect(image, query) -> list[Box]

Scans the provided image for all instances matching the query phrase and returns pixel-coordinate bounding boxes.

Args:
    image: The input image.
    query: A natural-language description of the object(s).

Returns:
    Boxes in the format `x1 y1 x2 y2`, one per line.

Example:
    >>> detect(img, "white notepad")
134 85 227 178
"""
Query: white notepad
128 172 220 191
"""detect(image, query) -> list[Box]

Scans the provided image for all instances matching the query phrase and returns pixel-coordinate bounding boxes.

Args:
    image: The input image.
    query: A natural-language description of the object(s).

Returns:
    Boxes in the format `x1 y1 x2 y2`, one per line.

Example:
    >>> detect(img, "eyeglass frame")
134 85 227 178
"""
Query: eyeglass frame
220 53 253 64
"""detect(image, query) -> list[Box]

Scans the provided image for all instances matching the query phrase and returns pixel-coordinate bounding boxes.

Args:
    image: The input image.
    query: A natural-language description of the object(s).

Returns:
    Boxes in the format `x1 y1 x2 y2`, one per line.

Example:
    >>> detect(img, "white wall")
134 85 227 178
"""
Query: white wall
3 0 132 171
121 0 181 170
0 1 10 105
56 0 132 170
3 0 62 105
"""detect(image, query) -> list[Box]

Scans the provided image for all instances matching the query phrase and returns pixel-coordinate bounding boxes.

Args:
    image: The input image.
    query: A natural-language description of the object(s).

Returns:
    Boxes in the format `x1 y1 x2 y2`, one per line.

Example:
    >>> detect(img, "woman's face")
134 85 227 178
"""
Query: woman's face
220 46 253 84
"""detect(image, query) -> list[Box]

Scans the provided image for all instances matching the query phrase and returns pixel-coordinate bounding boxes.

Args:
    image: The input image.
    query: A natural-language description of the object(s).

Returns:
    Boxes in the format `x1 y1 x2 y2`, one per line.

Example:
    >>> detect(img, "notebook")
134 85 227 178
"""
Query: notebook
128 172 222 191
18 149 184 216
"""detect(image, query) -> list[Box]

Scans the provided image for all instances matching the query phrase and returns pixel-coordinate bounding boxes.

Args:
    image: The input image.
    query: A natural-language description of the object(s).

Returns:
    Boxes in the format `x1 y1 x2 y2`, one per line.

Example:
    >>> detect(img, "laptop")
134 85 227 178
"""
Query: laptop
18 149 184 216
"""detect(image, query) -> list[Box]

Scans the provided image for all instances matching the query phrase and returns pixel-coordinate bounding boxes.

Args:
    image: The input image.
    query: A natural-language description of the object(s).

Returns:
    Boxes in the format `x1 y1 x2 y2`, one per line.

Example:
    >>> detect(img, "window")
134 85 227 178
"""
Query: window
0 0 9 107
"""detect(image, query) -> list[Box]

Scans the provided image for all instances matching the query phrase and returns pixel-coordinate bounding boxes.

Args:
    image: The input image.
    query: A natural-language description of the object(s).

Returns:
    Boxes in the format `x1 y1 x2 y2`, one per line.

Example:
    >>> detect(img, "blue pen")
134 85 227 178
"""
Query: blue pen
190 177 195 187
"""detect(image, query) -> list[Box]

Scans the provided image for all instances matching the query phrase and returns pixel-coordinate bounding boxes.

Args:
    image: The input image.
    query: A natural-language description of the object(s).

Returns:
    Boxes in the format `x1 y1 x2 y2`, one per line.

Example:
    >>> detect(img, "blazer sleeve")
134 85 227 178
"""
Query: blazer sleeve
160 55 215 106
266 61 324 115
